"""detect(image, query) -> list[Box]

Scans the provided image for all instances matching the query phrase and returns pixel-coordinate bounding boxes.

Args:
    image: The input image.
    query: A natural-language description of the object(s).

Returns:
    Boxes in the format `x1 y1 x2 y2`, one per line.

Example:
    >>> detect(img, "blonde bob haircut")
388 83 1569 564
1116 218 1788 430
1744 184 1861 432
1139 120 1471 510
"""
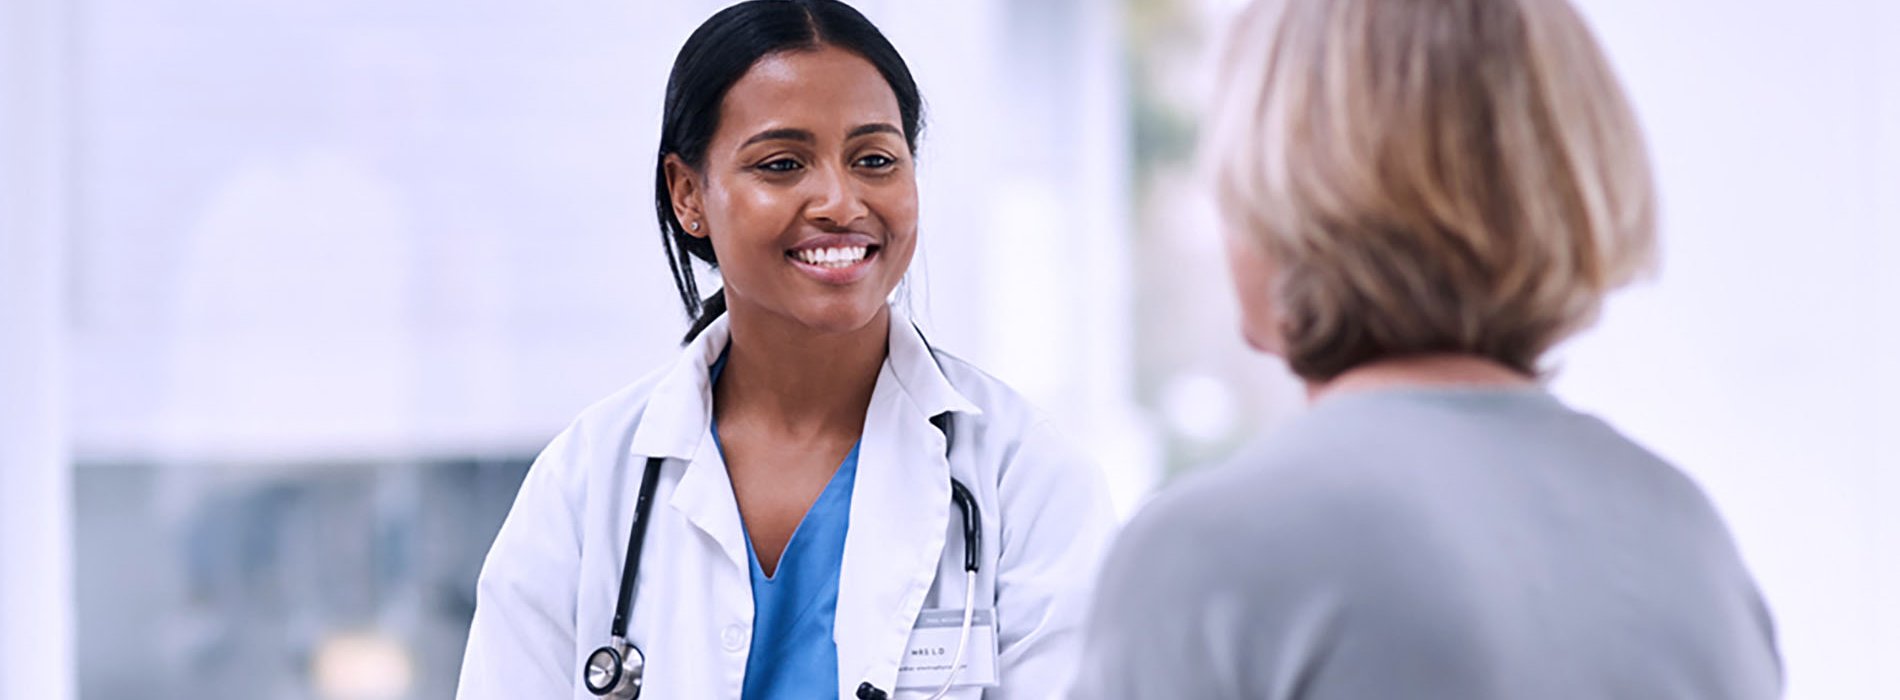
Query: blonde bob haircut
1208 0 1657 381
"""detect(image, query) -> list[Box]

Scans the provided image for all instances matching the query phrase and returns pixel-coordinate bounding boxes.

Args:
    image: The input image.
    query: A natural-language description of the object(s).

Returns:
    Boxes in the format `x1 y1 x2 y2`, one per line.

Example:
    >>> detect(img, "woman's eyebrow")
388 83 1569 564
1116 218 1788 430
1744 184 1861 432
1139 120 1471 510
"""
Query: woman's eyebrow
847 123 901 139
739 123 899 148
740 128 815 148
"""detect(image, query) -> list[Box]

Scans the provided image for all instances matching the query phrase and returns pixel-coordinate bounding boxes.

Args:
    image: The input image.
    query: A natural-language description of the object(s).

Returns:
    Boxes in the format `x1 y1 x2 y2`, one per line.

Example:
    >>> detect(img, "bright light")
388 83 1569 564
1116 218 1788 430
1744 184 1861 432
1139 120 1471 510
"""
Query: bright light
311 630 414 700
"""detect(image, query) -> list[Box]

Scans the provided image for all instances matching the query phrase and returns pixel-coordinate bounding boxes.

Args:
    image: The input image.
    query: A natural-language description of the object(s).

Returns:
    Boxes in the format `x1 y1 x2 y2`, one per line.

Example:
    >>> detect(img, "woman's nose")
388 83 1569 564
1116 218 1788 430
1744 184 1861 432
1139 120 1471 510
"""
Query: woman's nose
804 162 869 229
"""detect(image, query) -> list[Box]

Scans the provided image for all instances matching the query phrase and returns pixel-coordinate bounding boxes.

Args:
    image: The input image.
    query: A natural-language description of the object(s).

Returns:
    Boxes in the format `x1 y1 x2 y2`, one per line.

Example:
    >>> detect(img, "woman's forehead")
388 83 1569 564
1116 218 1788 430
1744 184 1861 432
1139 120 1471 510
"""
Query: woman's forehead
716 46 903 141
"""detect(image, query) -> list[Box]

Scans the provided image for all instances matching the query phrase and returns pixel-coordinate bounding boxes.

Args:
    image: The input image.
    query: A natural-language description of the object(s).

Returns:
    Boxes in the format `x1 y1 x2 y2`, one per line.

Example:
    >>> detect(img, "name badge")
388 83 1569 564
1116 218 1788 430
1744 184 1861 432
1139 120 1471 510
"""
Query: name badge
894 608 999 689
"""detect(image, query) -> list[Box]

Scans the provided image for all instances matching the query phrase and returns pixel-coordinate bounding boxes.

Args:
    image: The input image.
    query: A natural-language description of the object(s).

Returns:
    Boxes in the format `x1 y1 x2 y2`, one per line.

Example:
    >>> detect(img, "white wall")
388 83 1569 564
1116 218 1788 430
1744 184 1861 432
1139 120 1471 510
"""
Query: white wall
12 1 1143 695
0 0 75 697
1553 1 1899 697
65 0 1143 477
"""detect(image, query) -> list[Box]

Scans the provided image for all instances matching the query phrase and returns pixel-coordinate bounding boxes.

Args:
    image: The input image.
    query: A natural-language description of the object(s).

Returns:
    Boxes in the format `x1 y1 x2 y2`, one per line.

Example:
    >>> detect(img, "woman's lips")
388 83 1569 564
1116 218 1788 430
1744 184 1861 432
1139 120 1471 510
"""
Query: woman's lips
787 244 880 285
786 233 881 285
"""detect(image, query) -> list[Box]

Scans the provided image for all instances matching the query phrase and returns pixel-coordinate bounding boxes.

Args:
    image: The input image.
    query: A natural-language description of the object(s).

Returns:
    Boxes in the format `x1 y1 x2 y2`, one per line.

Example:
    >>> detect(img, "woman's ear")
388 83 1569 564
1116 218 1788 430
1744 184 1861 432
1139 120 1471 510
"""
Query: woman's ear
664 154 708 239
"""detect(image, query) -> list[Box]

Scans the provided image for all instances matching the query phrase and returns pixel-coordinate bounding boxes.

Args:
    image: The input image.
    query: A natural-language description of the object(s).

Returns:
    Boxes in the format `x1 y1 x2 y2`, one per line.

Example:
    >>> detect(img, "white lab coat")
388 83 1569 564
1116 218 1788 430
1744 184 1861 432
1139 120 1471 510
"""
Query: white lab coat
456 305 1116 699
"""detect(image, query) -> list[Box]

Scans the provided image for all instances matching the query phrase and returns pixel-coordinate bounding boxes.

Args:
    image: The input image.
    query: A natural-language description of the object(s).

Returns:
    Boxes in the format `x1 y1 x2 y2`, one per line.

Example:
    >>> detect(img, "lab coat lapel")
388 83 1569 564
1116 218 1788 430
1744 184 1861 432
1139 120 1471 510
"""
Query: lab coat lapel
884 307 982 421
628 314 727 463
668 429 749 572
835 361 951 698
834 309 979 697
628 316 750 572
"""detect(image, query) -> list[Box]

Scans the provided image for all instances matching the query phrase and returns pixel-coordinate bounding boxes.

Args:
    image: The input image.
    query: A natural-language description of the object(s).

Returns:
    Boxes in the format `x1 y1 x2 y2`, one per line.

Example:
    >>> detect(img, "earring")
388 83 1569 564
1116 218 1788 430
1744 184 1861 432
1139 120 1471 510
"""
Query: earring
689 221 701 232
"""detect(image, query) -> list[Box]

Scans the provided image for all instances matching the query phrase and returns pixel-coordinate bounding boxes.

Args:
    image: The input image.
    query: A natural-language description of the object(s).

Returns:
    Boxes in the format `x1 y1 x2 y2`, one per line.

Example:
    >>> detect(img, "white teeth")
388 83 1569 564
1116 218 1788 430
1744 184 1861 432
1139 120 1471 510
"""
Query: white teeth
793 246 869 268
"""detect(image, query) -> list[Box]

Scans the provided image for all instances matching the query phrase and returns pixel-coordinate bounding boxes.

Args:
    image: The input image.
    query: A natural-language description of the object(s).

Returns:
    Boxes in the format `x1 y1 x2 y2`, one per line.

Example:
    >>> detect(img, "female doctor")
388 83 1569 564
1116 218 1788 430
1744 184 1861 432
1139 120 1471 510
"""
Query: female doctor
455 1 1114 698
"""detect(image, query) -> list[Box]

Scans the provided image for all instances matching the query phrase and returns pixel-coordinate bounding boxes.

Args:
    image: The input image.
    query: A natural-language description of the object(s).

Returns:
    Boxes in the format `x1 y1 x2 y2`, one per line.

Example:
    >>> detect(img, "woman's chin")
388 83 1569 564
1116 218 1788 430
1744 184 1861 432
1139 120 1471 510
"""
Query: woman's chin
786 297 890 336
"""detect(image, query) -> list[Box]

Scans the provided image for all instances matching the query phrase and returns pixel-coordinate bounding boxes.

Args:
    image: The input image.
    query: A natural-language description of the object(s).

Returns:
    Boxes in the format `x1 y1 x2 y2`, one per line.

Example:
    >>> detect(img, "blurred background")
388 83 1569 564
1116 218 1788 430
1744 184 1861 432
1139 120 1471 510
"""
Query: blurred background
1 0 1894 698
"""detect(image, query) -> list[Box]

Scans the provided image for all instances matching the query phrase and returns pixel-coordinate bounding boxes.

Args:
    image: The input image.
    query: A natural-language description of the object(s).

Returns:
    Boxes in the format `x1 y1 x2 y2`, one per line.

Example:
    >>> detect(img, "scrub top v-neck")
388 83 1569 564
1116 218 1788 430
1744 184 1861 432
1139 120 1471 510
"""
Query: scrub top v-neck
709 351 861 700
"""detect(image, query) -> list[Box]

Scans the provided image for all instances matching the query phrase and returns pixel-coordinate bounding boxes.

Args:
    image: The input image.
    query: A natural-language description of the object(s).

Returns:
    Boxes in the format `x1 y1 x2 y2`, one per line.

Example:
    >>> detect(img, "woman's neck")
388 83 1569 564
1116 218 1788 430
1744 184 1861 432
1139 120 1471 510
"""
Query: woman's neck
714 302 890 438
1305 353 1535 403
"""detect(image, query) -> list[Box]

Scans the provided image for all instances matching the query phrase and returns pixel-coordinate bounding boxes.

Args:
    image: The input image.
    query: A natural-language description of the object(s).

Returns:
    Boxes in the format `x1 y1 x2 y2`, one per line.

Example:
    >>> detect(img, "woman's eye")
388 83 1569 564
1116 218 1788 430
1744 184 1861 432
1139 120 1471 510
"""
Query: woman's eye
856 154 896 169
759 158 803 173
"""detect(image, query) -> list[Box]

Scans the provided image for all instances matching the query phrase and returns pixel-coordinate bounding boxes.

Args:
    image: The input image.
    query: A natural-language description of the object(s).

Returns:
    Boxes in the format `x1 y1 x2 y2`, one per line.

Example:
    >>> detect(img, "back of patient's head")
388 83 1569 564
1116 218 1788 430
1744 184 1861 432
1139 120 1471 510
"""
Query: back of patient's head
1209 0 1656 382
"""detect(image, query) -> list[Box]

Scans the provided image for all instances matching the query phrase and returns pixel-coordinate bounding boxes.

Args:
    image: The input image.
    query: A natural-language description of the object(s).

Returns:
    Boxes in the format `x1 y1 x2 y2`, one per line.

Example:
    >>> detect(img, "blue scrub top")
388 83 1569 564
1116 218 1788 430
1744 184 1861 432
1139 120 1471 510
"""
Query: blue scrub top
710 351 859 699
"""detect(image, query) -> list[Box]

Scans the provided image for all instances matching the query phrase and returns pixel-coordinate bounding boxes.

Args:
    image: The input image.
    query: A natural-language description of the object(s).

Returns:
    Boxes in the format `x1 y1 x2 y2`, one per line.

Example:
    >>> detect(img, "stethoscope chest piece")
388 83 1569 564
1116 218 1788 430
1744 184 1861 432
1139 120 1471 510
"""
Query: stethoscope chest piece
584 638 644 699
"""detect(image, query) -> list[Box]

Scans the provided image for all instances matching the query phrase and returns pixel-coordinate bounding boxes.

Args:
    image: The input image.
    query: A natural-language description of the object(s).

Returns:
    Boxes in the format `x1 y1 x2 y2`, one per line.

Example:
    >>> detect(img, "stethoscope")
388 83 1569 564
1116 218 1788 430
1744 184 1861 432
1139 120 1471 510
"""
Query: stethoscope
585 343 983 700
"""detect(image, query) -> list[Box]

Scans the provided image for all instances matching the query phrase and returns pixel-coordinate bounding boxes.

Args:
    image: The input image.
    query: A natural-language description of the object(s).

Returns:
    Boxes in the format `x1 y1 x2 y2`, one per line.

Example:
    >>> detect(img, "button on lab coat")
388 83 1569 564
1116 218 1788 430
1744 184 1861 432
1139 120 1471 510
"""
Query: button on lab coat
456 305 1116 699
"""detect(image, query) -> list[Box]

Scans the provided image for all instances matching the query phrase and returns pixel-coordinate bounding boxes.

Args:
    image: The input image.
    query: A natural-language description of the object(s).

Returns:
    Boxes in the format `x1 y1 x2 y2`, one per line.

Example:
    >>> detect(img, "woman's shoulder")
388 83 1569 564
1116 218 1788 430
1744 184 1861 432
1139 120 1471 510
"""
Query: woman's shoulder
925 351 1067 457
927 350 1044 422
1108 392 1517 576
571 364 674 429
546 365 668 440
1119 385 1747 588
926 350 1111 500
529 362 683 472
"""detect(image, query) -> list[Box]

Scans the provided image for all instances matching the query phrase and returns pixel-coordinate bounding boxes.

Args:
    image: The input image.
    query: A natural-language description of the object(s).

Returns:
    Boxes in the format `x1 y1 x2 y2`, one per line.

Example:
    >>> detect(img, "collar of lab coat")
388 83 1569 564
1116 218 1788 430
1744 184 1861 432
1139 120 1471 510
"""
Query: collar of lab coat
626 303 981 464
835 307 980 696
627 303 982 695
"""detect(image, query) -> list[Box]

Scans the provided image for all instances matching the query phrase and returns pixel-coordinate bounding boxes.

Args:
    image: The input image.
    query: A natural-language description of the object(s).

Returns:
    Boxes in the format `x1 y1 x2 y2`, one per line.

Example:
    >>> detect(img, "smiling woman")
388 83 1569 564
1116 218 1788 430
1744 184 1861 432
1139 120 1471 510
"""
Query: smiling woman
664 45 919 340
454 2 1116 700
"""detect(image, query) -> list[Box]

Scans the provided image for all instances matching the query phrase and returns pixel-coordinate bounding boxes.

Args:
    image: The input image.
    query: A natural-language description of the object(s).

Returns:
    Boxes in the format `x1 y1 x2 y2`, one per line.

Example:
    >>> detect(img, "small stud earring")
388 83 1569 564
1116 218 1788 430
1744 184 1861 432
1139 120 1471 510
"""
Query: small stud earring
689 221 700 232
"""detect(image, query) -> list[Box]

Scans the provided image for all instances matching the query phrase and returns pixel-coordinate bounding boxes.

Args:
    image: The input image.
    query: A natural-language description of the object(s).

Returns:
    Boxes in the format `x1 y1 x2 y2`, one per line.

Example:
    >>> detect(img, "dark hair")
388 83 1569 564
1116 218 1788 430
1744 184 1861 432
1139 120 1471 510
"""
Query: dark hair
656 0 925 343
